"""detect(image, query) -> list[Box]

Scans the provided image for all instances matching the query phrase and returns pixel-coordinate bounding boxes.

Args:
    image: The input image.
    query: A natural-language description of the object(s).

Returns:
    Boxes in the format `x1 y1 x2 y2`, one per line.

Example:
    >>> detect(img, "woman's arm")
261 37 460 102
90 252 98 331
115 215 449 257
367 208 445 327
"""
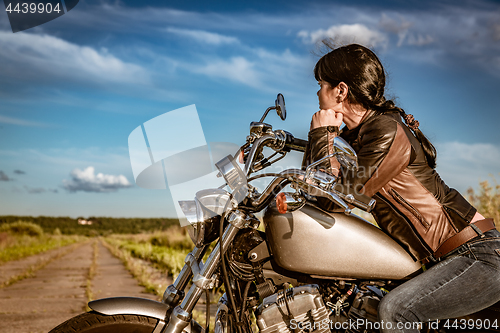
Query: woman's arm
307 114 413 198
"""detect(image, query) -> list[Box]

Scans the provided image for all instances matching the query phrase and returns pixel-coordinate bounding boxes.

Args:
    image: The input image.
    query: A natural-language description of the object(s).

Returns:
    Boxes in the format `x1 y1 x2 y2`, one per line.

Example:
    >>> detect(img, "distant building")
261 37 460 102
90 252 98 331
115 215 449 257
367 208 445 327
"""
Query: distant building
78 219 93 225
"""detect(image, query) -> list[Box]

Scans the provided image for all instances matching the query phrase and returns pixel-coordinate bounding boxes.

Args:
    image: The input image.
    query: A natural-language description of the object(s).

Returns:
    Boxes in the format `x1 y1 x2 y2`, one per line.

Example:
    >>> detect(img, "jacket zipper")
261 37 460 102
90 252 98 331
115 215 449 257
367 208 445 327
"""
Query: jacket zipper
375 193 433 257
389 189 430 230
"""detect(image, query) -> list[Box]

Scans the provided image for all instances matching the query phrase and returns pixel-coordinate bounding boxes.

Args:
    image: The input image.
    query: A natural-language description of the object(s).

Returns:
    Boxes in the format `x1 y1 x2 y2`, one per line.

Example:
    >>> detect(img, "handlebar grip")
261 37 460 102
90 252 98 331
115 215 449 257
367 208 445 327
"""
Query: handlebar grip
292 137 308 149
283 131 307 152
332 183 376 213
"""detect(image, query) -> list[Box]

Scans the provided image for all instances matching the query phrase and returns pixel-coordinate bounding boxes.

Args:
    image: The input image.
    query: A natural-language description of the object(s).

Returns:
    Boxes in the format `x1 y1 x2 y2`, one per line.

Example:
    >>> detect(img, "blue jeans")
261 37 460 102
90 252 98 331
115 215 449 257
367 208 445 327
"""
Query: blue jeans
378 229 500 333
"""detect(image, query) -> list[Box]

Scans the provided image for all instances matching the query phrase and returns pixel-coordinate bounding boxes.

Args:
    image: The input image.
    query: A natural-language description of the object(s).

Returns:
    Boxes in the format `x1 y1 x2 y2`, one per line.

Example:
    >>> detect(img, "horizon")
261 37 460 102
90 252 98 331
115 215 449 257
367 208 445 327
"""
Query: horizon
1 0 499 219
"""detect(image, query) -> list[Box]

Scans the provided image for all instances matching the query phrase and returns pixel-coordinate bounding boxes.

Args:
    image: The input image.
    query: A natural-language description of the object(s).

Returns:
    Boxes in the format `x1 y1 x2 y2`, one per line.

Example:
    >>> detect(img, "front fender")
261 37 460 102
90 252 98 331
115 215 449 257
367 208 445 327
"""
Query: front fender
89 297 169 321
88 297 204 333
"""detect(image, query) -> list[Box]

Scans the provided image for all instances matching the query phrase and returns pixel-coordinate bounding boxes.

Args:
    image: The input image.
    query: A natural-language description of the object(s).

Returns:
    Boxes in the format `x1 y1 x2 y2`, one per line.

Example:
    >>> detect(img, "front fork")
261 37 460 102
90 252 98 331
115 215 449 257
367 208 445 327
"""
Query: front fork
161 210 248 333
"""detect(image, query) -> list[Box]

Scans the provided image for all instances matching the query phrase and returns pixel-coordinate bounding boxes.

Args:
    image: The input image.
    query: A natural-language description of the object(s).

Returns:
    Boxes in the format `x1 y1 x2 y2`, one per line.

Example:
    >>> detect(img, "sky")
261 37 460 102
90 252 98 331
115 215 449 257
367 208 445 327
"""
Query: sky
0 0 499 219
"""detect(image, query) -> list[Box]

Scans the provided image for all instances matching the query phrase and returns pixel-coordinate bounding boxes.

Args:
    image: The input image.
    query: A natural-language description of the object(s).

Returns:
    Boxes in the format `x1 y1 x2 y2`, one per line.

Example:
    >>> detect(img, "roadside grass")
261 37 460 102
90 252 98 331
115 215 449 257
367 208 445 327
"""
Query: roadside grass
0 221 86 264
84 239 99 311
104 226 192 280
101 238 167 299
0 241 87 289
101 227 221 307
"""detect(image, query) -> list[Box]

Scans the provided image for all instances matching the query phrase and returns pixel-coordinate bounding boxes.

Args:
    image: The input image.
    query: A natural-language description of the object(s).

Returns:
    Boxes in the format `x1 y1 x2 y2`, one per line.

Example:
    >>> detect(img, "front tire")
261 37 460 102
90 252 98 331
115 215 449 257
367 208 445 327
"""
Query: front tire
49 311 160 333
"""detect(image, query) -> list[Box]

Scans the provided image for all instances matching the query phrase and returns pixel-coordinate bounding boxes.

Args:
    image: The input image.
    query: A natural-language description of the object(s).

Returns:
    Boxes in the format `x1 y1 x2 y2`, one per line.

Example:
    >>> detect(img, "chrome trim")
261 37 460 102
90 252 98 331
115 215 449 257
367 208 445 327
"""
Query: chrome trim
89 297 169 321
185 253 216 290
276 192 306 213
250 121 273 137
244 134 277 176
214 293 230 333
180 283 204 314
163 246 207 306
250 169 303 207
305 153 341 180
226 210 247 229
153 320 166 333
179 223 241 313
259 107 276 123
164 306 191 333
215 157 246 192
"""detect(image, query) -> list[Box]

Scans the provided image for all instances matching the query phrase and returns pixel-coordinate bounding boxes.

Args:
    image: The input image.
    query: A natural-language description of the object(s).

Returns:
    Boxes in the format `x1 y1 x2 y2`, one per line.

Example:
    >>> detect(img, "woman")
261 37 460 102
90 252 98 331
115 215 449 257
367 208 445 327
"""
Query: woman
305 43 500 332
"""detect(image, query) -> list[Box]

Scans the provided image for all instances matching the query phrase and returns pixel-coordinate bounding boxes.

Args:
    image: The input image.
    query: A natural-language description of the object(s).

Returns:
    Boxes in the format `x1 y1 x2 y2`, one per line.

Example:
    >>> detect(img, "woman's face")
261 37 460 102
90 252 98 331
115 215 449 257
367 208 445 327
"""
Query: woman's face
317 80 341 111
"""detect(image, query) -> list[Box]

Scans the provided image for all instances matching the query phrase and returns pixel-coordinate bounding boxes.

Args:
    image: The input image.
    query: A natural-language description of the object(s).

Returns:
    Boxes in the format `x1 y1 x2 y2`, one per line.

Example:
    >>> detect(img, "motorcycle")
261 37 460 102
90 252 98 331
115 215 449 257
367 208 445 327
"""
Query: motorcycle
50 94 500 333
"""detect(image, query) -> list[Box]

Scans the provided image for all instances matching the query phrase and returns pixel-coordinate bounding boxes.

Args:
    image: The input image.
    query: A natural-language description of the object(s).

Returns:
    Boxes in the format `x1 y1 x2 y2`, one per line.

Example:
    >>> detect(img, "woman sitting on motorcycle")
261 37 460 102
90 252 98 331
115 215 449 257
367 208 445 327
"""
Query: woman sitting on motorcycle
304 42 500 333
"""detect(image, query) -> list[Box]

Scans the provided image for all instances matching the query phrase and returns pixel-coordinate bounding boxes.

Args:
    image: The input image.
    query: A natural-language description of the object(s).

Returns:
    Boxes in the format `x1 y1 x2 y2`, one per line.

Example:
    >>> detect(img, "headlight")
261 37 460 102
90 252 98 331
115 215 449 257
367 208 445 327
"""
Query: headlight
188 188 233 247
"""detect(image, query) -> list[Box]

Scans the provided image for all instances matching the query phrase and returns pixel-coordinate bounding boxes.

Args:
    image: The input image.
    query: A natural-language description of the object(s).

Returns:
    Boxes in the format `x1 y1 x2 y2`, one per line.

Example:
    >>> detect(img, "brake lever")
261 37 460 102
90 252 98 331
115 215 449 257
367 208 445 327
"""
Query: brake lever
295 179 351 214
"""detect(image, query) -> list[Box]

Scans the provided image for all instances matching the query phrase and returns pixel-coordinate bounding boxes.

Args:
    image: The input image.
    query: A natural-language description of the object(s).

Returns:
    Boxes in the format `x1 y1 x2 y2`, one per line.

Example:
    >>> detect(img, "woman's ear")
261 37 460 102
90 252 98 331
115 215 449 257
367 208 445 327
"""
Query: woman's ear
337 82 349 102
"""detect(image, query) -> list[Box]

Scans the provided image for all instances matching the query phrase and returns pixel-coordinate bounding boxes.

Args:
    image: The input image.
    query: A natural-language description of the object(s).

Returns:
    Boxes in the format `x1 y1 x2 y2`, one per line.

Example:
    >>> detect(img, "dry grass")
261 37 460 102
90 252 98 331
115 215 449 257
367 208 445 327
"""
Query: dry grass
101 238 170 299
0 221 84 264
0 242 87 289
84 239 99 311
467 175 500 229
104 227 192 280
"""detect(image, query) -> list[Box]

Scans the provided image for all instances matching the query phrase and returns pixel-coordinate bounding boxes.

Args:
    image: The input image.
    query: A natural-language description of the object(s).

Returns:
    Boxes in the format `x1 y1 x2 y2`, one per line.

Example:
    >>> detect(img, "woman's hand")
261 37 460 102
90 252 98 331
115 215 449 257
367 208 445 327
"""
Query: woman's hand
310 109 343 130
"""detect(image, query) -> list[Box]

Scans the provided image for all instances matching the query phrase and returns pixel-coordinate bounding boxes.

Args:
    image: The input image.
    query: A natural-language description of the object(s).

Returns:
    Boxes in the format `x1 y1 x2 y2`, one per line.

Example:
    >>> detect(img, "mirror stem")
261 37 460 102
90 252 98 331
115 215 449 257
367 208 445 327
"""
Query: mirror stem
260 106 276 123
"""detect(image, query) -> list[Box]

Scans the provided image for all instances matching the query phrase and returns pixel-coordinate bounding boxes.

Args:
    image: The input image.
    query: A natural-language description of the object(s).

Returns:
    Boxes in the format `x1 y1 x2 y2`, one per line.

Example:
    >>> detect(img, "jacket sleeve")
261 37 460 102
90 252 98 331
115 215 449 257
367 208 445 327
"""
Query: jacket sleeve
302 125 341 176
306 116 413 199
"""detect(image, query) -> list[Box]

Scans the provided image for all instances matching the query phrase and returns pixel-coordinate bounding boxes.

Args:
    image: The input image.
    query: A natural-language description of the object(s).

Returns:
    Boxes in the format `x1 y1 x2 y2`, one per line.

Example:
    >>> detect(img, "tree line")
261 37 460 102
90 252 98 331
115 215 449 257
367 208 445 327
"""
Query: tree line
0 215 179 236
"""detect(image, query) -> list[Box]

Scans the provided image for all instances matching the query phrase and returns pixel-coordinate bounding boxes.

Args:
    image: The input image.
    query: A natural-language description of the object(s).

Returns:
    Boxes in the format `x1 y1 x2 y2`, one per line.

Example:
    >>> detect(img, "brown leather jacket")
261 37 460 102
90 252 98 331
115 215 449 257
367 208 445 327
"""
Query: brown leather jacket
303 110 476 262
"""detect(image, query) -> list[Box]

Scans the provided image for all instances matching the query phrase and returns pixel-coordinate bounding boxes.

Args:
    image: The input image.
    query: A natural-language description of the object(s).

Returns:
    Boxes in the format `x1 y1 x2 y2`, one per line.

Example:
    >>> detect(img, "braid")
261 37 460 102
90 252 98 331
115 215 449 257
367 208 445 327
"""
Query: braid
374 97 437 169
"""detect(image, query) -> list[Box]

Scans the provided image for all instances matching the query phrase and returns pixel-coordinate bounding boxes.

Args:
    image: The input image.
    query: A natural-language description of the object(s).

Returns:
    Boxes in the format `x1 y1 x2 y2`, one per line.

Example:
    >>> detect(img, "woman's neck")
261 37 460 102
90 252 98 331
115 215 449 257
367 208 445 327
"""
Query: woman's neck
342 103 368 130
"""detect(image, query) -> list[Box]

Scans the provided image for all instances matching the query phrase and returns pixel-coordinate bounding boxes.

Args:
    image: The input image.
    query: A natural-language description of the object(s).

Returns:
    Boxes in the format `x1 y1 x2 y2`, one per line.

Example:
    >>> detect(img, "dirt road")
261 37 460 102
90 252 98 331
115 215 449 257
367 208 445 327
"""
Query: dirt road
0 240 158 333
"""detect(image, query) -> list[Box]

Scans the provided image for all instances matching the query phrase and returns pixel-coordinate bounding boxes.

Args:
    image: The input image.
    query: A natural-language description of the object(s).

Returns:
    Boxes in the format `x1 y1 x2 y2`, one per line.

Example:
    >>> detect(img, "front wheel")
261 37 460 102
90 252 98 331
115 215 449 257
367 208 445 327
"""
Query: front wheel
49 311 160 333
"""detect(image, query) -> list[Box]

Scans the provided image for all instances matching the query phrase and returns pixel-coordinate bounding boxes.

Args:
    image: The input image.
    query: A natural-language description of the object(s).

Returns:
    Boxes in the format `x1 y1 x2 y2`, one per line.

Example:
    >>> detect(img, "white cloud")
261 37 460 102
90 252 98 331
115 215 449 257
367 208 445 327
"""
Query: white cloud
379 13 412 47
166 27 239 45
194 56 261 87
0 31 149 85
62 166 132 193
0 115 50 127
189 47 310 92
435 141 500 194
406 33 434 46
379 13 435 47
379 13 412 35
24 186 58 194
298 24 388 49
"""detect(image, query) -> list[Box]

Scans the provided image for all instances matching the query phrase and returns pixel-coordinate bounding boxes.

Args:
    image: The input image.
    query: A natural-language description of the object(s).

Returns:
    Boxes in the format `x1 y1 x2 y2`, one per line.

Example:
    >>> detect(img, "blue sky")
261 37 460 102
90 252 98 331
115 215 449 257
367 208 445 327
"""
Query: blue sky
0 0 499 218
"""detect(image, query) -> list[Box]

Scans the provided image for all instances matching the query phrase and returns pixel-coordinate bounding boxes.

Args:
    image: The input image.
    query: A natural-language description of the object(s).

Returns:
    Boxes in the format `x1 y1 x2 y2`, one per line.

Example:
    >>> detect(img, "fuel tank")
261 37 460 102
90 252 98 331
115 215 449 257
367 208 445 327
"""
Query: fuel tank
263 203 421 280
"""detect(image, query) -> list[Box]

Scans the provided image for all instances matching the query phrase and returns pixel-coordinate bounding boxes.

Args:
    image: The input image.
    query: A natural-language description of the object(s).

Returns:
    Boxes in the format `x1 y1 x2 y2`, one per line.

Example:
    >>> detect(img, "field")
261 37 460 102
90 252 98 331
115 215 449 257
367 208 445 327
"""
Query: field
0 221 85 264
0 220 217 332
0 177 498 332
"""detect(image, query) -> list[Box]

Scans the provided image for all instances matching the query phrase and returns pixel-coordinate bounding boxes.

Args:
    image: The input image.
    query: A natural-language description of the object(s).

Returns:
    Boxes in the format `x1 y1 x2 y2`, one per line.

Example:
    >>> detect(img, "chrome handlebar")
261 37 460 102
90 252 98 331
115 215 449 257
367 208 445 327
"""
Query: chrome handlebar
243 129 289 175
248 168 375 214
241 126 375 213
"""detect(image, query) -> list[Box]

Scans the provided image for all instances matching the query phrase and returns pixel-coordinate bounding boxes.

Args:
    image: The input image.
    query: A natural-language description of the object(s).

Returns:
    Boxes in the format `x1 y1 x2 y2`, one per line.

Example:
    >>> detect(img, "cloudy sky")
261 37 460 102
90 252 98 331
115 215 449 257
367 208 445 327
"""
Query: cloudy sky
0 0 499 218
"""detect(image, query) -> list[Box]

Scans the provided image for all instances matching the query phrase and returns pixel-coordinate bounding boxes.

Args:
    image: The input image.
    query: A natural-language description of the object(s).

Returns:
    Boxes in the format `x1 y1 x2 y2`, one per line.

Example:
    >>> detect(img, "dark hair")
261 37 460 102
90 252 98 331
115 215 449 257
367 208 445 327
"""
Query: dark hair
314 42 437 169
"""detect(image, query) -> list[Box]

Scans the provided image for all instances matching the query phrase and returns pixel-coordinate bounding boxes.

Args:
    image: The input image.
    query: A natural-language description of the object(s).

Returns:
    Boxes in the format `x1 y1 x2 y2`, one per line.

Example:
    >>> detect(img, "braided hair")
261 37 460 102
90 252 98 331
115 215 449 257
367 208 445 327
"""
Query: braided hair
314 42 437 169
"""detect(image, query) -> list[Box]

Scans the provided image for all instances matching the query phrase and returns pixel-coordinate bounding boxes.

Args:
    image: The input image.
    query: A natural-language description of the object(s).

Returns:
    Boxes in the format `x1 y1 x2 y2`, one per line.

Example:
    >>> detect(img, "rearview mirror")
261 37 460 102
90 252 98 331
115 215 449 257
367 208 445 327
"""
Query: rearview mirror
275 93 286 120
333 137 357 171
259 93 287 123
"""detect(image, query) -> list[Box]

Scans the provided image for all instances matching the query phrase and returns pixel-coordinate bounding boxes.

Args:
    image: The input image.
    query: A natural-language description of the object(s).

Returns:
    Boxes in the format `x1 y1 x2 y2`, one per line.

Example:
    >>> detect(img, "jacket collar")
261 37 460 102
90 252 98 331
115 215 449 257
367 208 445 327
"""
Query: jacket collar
340 109 376 141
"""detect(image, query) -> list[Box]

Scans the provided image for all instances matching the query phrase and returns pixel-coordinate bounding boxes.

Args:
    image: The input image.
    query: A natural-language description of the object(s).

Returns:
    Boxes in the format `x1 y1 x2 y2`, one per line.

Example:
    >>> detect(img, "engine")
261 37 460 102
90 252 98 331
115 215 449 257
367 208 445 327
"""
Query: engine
255 285 330 333
254 283 384 333
345 289 381 333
